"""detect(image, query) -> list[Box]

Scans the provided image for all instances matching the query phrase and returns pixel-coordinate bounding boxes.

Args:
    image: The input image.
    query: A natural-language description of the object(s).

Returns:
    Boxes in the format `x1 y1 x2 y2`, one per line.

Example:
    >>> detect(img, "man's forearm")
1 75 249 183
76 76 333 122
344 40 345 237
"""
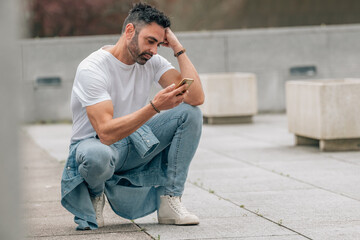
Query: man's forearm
98 104 157 145
96 84 186 145
176 51 205 106
164 28 204 106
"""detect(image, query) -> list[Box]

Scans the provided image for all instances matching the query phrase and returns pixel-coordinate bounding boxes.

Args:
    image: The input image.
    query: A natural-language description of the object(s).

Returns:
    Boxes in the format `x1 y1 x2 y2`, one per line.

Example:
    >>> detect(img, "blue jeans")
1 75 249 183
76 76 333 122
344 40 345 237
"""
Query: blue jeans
75 103 202 198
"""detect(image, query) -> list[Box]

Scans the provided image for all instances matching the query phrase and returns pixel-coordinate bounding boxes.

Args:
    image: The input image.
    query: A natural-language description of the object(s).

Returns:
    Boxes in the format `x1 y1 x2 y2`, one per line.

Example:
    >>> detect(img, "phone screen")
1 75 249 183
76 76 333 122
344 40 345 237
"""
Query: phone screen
176 78 194 90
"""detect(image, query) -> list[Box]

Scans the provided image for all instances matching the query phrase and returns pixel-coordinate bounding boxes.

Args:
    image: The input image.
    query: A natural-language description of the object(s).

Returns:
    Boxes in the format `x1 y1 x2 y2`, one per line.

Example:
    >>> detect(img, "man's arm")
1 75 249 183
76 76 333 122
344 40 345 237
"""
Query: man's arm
86 83 188 146
159 28 205 106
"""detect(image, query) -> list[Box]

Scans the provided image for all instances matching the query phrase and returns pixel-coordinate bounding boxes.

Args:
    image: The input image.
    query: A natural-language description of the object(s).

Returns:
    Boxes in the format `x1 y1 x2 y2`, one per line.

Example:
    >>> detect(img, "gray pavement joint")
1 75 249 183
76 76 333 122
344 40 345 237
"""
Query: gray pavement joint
205 147 360 203
326 155 360 166
187 180 312 240
131 221 157 240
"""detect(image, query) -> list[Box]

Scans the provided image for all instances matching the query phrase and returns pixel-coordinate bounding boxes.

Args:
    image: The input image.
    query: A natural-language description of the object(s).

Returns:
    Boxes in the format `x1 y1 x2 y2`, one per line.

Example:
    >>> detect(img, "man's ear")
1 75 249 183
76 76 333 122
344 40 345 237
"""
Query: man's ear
125 23 135 40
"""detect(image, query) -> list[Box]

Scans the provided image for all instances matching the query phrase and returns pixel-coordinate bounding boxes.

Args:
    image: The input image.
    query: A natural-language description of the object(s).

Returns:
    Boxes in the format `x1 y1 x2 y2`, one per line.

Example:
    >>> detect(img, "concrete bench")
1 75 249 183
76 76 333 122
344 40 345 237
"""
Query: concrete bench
286 79 360 151
199 72 257 124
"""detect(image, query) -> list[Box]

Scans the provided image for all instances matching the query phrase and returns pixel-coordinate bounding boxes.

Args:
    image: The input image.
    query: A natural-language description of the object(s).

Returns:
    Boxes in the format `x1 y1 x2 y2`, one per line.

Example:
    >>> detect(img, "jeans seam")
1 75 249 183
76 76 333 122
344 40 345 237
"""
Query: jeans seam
165 115 184 196
114 140 130 172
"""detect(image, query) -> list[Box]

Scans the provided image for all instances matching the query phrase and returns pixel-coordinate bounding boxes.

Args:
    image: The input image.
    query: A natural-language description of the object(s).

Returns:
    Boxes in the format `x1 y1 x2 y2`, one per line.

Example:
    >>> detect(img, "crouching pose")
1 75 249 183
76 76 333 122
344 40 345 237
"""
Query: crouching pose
61 2 204 230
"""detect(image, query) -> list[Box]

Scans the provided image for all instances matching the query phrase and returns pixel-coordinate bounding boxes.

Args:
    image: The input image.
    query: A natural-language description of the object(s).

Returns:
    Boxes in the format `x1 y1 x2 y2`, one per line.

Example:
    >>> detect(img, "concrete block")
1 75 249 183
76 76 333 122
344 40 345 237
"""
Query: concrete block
200 72 257 124
286 79 360 151
295 135 319 146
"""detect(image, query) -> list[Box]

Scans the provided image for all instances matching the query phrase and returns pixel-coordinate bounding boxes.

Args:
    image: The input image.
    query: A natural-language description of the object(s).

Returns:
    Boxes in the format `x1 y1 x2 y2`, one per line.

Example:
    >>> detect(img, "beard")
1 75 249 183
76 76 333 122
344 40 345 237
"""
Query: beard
128 32 153 65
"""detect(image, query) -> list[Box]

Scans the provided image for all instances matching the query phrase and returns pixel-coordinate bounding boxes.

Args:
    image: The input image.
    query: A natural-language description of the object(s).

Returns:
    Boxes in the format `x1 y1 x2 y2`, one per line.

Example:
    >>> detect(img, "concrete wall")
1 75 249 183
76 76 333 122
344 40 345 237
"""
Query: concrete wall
21 24 360 122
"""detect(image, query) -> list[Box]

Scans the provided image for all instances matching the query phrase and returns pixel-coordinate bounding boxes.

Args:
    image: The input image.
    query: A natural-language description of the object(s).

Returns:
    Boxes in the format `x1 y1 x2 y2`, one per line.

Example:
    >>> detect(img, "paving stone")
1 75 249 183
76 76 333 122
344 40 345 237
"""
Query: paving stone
26 231 152 240
190 148 250 170
220 144 321 164
294 220 360 240
23 201 68 219
188 236 306 240
23 124 72 162
135 184 299 239
25 215 138 238
220 189 360 239
323 151 360 166
259 157 360 200
22 114 360 240
188 166 313 194
199 137 324 168
23 181 61 202
137 217 296 240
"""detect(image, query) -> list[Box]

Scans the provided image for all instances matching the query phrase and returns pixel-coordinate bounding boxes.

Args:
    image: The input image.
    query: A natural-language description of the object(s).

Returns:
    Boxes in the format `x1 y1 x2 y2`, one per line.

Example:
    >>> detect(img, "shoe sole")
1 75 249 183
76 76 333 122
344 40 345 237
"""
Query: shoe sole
158 218 199 225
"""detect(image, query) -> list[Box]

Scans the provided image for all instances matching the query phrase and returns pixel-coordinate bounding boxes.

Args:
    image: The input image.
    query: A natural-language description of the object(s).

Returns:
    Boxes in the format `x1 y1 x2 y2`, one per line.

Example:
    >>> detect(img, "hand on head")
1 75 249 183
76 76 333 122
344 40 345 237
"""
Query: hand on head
161 28 183 53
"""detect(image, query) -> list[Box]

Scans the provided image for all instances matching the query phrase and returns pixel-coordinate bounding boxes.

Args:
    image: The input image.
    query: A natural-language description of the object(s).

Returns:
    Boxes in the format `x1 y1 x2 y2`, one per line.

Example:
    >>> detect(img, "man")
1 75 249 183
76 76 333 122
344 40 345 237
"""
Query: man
61 3 204 230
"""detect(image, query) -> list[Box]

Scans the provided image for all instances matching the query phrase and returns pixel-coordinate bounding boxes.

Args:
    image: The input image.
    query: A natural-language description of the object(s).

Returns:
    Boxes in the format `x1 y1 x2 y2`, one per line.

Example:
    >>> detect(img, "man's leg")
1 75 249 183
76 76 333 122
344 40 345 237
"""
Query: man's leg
119 104 202 188
75 138 116 227
109 103 203 225
145 103 203 225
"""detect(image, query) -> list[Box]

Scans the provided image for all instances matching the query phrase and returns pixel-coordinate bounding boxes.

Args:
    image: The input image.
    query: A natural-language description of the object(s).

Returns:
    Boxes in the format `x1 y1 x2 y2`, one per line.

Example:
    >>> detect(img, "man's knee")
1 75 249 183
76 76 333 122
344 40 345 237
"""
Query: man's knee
76 142 114 179
178 103 203 126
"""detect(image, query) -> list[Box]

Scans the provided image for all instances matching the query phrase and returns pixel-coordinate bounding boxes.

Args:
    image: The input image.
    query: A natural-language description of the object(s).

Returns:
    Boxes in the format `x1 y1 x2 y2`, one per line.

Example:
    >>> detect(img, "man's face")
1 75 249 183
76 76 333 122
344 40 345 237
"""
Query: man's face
127 22 166 65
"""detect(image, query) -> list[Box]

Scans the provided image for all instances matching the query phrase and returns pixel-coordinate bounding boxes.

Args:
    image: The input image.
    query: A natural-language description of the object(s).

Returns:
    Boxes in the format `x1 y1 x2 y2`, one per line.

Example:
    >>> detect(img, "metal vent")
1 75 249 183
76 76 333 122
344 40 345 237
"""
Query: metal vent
36 77 61 86
290 66 317 77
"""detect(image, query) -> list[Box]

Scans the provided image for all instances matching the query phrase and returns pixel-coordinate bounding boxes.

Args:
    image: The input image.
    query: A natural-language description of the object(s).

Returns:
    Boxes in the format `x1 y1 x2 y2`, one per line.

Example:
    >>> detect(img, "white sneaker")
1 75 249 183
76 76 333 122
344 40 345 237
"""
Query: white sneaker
90 193 105 228
158 195 199 225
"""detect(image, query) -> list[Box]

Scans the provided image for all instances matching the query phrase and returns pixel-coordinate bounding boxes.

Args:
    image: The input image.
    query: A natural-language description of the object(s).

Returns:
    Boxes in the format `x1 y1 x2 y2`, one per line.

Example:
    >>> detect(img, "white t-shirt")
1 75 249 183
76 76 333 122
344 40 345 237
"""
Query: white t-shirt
70 46 174 143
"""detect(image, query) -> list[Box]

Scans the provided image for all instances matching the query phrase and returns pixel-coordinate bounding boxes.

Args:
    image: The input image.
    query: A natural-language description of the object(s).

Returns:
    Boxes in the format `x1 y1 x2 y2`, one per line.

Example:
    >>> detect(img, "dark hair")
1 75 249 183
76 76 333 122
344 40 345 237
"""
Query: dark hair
121 2 171 33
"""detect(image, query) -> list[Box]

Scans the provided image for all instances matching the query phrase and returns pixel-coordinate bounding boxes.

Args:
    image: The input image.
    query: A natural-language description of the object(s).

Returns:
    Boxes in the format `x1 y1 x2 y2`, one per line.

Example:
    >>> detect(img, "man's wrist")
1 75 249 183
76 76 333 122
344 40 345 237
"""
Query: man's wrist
174 48 186 57
172 45 184 55
149 100 160 113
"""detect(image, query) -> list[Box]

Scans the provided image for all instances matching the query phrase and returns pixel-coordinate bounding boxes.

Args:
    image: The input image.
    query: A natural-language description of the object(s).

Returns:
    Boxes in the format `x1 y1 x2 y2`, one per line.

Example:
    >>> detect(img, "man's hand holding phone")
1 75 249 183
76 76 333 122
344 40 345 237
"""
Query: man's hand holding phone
175 78 194 95
151 78 194 112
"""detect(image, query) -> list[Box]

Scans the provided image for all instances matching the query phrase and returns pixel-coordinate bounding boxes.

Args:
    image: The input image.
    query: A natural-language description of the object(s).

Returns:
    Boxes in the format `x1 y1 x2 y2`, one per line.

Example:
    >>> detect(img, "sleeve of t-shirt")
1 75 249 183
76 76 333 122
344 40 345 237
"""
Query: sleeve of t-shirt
152 55 175 84
72 68 111 107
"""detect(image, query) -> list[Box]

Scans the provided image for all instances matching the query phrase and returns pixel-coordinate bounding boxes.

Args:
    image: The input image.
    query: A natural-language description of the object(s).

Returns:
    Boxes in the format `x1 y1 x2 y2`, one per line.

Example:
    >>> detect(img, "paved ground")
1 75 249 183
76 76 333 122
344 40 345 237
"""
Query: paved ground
22 114 360 240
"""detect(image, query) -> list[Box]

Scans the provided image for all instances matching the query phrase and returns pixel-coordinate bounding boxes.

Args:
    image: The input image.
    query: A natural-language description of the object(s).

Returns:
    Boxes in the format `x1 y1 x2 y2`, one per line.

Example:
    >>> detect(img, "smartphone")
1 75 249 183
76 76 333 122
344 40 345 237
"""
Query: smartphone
175 78 194 95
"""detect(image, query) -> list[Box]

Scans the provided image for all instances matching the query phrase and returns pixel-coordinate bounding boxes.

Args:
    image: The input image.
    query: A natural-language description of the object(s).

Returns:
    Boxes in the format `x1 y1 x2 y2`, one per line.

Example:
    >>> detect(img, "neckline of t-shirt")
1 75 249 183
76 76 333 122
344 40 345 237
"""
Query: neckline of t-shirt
100 45 137 70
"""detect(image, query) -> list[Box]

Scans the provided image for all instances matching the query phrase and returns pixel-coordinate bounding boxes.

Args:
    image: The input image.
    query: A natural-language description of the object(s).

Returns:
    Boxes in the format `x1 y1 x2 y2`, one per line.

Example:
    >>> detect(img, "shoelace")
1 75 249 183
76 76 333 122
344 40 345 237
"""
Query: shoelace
168 196 190 216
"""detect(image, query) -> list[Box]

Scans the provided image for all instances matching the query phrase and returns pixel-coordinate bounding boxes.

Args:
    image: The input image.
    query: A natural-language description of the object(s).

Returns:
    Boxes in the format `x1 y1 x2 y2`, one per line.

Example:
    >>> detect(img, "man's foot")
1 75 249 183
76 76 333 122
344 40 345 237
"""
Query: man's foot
157 195 199 225
90 193 105 228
